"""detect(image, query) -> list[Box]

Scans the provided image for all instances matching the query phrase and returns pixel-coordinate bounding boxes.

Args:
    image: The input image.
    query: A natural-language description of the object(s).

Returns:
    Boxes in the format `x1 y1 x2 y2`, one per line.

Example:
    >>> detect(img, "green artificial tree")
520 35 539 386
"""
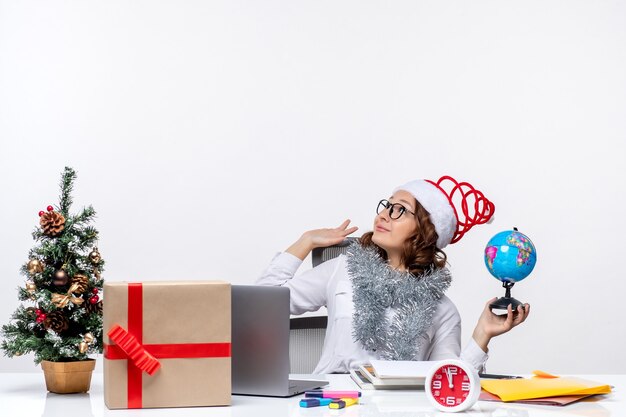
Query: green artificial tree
1 167 104 363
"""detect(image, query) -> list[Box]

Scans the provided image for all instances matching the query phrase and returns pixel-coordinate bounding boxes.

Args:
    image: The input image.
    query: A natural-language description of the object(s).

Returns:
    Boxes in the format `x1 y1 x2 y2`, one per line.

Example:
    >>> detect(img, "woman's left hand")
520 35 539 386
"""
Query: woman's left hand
471 298 530 352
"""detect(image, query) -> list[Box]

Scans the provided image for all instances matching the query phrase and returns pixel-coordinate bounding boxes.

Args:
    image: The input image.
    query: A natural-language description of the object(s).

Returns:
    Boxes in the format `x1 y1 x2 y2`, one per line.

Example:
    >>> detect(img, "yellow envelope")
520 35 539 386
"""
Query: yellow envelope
480 371 611 402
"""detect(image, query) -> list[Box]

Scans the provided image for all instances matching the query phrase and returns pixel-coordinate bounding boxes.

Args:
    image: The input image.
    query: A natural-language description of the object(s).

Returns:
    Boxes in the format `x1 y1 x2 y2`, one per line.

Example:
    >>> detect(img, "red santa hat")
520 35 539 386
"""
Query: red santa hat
394 175 495 248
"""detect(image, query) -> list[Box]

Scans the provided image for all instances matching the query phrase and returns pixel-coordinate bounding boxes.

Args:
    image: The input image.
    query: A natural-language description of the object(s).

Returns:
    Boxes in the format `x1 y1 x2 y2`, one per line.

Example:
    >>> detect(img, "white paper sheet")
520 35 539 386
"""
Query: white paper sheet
370 360 435 379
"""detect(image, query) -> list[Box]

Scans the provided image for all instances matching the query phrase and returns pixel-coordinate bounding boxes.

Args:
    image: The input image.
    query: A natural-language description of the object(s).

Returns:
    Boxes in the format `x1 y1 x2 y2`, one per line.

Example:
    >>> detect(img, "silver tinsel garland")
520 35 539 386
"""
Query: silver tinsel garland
347 241 452 360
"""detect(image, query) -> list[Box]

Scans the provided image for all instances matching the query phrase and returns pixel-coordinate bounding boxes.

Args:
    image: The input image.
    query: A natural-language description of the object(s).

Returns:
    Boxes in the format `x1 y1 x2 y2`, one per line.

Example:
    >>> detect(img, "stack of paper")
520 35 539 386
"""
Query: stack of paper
480 370 612 406
349 360 430 390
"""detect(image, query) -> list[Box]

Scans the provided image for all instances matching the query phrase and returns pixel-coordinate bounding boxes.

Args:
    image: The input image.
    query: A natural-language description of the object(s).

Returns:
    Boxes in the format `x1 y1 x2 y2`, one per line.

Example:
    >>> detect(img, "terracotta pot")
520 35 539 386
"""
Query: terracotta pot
41 359 96 394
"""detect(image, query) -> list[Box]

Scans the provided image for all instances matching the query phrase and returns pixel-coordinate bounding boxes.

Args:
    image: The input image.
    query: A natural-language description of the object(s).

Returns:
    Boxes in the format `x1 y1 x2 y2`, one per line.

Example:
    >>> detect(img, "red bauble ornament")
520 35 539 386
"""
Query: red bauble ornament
38 211 45 217
92 288 99 295
35 309 42 315
89 295 99 304
47 205 54 212
36 314 46 323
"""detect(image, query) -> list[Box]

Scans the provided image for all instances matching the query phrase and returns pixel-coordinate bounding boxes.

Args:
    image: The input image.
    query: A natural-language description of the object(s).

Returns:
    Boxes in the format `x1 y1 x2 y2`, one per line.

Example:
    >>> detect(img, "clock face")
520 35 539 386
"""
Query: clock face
428 364 474 409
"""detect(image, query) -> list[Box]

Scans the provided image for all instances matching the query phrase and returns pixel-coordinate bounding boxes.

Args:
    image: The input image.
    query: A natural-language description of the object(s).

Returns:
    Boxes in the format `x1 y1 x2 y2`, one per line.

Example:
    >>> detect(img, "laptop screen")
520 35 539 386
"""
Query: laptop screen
231 285 291 395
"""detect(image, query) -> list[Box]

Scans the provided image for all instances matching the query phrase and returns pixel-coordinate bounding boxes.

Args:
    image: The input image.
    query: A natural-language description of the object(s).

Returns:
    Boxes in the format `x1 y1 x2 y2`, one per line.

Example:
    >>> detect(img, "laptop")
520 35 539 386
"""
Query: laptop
231 285 328 397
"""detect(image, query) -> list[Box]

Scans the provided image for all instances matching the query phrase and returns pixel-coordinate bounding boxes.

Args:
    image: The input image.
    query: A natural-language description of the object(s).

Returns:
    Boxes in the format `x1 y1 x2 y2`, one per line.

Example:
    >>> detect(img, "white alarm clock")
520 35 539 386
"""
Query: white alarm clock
425 359 481 412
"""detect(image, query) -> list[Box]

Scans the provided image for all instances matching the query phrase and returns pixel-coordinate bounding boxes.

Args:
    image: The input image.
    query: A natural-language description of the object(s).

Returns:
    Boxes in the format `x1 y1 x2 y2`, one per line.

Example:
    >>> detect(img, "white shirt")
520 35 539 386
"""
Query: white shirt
256 251 489 374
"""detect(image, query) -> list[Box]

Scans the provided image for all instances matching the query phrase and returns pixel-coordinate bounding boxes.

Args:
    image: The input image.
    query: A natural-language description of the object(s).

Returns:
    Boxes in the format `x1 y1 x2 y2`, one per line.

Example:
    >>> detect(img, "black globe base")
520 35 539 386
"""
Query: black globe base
489 281 525 312
489 296 524 311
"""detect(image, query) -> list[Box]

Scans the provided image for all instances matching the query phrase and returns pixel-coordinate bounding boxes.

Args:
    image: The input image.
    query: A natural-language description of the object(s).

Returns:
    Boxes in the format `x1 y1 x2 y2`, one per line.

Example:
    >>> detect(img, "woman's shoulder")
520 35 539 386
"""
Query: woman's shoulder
310 252 349 278
312 254 350 293
434 295 461 322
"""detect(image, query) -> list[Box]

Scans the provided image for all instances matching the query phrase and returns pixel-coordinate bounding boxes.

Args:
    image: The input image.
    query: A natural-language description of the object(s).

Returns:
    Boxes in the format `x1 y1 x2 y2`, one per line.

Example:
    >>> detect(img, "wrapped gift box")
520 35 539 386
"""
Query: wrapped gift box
103 281 231 409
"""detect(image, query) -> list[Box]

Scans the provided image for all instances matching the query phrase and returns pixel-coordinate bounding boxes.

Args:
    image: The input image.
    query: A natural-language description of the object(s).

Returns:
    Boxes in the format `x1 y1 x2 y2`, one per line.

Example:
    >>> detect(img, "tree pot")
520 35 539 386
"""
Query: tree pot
40 358 96 394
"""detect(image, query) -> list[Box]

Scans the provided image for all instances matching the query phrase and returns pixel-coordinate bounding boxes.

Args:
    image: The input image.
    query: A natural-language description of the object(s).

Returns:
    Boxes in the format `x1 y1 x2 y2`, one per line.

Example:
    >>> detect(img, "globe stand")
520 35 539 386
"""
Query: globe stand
489 281 524 311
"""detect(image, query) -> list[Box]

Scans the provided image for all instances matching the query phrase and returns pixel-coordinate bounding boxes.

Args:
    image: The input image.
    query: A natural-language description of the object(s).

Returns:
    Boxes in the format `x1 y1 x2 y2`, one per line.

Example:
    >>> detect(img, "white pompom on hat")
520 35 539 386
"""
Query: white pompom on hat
393 175 495 249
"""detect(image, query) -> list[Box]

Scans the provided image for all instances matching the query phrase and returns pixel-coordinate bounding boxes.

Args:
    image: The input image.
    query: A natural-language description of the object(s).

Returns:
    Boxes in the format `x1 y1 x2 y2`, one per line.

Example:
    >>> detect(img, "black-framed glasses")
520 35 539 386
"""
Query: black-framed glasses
376 199 415 220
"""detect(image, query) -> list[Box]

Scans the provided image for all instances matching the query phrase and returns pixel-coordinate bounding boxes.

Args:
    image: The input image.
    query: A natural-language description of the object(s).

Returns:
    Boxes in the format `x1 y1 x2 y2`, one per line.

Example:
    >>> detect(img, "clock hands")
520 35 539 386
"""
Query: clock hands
445 367 454 389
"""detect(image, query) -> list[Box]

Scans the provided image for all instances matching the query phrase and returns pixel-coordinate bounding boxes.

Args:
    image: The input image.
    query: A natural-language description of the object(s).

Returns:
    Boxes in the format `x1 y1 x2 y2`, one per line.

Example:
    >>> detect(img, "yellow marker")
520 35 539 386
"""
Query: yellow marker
329 397 359 409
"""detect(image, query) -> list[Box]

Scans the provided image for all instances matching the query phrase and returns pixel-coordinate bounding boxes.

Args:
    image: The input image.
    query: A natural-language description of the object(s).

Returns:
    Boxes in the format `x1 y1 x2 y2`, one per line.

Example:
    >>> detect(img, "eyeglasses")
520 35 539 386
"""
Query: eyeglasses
376 199 416 220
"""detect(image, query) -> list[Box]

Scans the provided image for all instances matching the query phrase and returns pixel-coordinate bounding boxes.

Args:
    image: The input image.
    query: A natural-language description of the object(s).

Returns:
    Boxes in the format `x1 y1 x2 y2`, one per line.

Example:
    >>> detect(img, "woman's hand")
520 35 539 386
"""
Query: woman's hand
286 220 358 260
471 298 530 353
303 219 359 249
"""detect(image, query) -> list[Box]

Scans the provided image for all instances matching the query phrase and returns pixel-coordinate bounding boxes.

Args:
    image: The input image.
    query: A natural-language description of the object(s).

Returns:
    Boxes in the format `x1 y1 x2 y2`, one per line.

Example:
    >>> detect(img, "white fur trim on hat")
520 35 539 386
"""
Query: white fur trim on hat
393 180 457 249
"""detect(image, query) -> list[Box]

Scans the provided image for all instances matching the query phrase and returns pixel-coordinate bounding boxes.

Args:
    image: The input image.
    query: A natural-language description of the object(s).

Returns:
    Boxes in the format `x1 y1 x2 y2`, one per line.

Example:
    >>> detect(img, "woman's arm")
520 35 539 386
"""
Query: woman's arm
427 298 488 373
471 299 531 352
428 298 530 372
286 219 358 260
256 219 358 315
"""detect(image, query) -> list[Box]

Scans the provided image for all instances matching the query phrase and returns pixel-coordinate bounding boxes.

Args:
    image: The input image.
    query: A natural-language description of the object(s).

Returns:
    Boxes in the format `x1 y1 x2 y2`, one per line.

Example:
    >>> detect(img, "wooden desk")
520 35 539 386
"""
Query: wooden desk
0 373 621 416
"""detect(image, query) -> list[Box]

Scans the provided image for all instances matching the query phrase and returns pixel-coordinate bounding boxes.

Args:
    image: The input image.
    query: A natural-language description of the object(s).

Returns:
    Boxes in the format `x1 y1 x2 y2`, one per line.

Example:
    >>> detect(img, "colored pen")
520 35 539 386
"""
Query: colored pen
305 390 362 398
299 398 333 408
329 398 359 409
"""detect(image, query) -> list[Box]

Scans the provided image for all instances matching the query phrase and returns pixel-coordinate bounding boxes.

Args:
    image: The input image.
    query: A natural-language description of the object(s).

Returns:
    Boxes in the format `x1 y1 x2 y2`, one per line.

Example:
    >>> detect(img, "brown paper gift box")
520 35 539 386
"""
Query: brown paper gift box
103 281 231 409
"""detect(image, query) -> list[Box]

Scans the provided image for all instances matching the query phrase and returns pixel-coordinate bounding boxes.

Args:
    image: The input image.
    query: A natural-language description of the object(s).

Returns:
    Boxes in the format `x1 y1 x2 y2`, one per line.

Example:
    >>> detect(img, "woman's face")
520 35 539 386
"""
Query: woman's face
371 190 418 254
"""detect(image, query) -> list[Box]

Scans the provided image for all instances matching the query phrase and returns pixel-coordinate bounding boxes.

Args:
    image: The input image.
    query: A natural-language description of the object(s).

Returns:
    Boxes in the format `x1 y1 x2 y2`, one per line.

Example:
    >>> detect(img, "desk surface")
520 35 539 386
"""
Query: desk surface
0 373 621 417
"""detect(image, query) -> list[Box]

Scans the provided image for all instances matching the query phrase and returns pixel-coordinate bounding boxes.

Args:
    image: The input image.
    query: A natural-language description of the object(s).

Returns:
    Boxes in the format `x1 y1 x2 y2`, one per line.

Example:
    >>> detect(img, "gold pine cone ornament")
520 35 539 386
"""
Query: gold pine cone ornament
70 274 89 294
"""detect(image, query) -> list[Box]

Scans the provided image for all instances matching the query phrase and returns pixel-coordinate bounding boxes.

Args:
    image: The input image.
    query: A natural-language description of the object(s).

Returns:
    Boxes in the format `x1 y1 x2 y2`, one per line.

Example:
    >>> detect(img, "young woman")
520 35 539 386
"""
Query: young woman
256 176 530 374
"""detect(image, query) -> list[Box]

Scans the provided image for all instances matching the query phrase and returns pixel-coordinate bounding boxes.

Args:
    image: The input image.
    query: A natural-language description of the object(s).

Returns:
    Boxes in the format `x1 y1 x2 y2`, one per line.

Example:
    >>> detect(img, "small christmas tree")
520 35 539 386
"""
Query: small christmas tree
1 167 104 363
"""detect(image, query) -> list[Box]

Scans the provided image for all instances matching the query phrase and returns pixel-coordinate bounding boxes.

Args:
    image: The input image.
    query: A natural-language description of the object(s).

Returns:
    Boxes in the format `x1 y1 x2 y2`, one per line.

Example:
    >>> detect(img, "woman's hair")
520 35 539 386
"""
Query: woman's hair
359 198 447 276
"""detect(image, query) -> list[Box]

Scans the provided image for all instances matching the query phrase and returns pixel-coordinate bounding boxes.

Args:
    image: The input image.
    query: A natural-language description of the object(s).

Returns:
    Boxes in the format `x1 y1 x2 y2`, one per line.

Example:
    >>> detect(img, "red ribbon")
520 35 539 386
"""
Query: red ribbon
104 282 231 408
426 176 495 244
107 324 161 375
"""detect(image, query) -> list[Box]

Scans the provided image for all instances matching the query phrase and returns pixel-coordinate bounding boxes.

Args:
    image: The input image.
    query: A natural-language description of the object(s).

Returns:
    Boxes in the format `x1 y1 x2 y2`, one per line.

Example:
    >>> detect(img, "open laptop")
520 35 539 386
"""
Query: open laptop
231 285 328 397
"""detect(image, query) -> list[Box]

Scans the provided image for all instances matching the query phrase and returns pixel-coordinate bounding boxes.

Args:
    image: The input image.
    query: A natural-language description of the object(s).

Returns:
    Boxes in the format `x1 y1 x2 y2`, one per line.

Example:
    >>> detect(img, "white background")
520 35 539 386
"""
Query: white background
1 0 625 374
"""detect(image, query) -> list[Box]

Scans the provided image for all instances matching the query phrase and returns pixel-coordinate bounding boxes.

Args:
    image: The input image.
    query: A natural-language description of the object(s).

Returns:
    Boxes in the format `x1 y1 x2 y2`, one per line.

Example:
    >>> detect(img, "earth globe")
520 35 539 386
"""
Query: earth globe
484 228 536 311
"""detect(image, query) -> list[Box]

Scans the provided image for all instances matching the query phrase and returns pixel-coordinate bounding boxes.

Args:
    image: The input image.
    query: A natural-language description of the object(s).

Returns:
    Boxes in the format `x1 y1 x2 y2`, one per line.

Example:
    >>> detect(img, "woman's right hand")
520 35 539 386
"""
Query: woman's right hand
287 220 358 260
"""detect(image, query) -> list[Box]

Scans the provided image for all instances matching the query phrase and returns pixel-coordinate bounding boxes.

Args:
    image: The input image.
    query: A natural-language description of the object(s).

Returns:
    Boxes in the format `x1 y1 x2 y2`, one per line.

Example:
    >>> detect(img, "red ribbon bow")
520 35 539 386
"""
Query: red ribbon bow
107 324 161 375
